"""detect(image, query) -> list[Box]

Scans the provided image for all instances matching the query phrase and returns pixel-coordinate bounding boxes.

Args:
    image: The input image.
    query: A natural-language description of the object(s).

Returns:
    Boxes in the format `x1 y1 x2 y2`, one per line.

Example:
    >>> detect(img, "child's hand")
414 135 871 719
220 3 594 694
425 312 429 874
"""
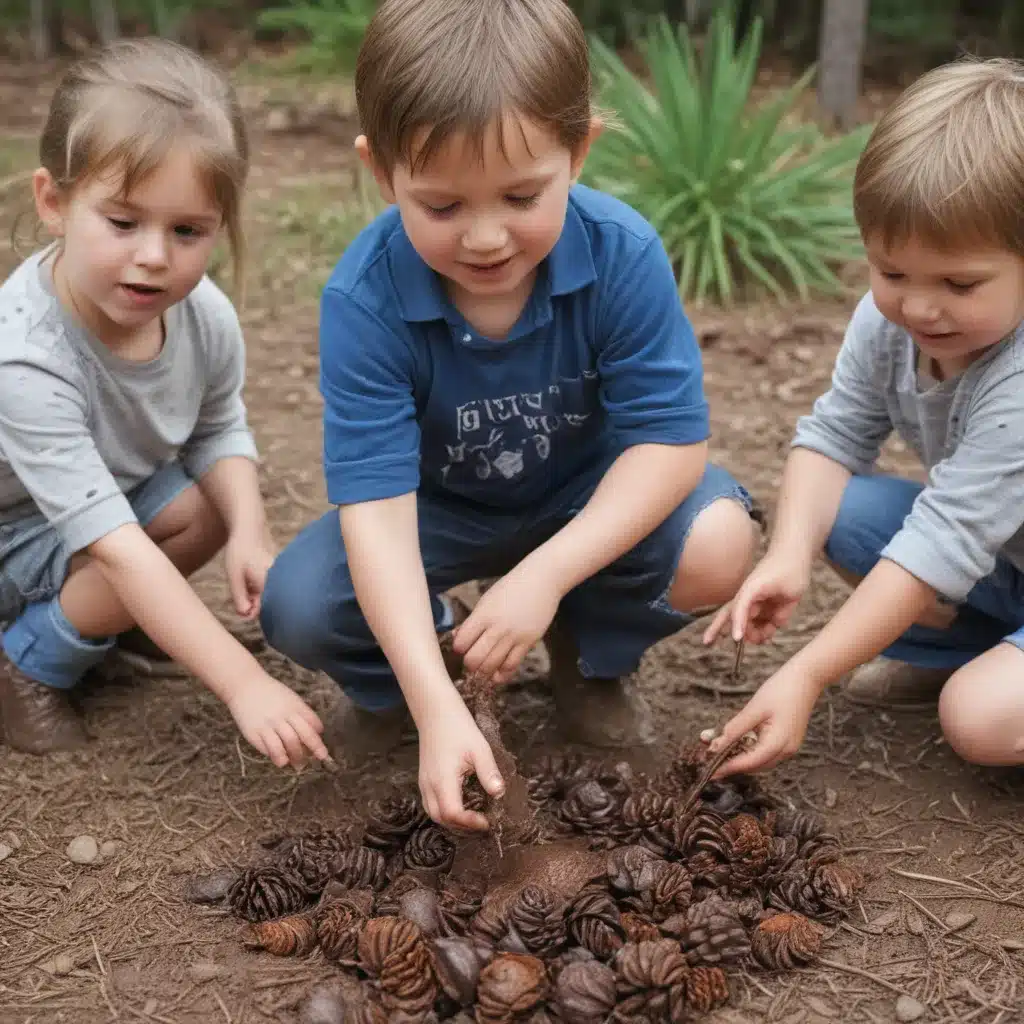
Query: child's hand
227 672 328 769
708 663 821 776
418 692 505 830
453 561 562 685
224 527 277 620
703 552 811 647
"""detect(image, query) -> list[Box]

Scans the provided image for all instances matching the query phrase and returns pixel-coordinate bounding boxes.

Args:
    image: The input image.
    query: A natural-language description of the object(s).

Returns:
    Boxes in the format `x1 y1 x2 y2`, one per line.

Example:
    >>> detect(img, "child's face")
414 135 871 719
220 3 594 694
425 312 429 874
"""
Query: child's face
866 234 1024 367
34 145 223 344
360 115 600 316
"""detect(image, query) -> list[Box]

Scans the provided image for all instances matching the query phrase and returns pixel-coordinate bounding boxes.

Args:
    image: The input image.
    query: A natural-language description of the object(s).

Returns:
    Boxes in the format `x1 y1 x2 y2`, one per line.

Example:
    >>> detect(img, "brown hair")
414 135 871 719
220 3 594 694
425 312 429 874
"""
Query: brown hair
854 57 1024 254
39 37 249 290
356 0 592 176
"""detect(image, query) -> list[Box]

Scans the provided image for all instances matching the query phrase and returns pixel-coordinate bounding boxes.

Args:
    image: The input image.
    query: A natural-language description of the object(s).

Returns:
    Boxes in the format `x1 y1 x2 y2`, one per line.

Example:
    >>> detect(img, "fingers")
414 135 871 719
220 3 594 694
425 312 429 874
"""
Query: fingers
492 644 528 687
273 720 308 768
702 603 733 646
470 741 505 799
433 773 489 831
714 727 792 777
709 701 765 756
452 611 486 656
256 727 290 769
475 635 517 681
289 712 329 762
229 571 252 618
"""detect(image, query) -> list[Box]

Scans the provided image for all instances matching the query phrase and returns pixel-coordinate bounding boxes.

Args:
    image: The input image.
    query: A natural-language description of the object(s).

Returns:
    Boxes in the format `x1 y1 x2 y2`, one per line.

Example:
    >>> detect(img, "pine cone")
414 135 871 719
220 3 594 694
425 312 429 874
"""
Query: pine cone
613 940 690 1023
686 965 729 1013
405 825 456 873
812 859 862 906
565 886 625 960
374 874 423 917
358 916 423 976
621 790 678 854
299 985 387 1024
244 913 316 956
476 953 549 1024
527 754 600 803
470 900 510 946
553 959 616 1024
771 860 861 924
762 834 800 887
666 743 711 789
699 780 746 816
379 936 438 1018
439 887 484 937
273 829 352 894
315 898 366 962
664 894 750 966
329 847 388 892
680 809 729 859
363 796 428 852
627 862 693 923
558 781 622 835
686 850 731 888
606 845 663 895
773 809 835 846
228 866 310 922
430 936 493 1006
750 912 825 969
620 912 662 944
722 814 774 893
507 885 567 958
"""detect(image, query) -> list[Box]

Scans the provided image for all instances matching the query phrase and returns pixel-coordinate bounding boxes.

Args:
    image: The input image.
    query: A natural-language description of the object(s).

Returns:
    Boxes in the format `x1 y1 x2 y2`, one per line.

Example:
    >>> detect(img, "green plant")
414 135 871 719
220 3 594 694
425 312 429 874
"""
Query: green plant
585 10 871 305
256 0 376 73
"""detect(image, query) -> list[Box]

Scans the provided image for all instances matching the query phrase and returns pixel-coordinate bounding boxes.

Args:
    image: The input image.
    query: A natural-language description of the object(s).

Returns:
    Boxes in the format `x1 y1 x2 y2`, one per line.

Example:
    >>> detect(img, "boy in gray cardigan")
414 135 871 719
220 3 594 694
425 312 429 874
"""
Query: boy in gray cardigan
705 57 1024 775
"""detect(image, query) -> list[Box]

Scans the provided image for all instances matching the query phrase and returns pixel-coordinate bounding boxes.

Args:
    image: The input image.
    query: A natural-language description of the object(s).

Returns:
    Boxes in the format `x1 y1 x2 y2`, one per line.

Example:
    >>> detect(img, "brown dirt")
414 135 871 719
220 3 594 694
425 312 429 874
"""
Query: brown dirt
3 73 1024 1024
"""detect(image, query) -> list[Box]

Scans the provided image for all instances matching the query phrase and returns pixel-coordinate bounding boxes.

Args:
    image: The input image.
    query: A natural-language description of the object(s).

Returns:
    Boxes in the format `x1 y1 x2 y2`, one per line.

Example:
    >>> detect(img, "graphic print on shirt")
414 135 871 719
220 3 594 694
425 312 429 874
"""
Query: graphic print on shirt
440 370 599 485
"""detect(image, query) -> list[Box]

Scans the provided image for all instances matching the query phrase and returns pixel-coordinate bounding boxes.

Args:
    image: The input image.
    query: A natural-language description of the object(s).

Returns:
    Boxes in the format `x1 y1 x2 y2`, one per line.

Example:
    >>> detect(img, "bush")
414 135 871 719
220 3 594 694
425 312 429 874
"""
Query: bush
584 10 871 306
256 0 375 72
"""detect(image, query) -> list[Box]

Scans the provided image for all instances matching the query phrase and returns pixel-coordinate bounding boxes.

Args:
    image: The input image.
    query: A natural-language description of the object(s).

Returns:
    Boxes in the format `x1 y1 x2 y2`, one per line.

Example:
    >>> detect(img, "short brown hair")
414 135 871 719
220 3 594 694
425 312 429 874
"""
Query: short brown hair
40 37 249 290
854 57 1024 253
356 0 592 175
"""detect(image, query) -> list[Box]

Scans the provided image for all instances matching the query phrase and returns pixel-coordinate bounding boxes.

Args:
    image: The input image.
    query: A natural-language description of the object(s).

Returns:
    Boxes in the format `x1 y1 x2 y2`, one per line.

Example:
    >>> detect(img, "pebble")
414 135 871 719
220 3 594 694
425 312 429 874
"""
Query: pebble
98 840 120 861
905 910 925 935
0 843 12 863
0 831 21 849
41 953 75 976
1000 938 1024 951
824 787 838 809
182 866 238 904
944 911 976 932
299 985 346 1024
188 961 226 984
66 835 99 865
895 995 925 1021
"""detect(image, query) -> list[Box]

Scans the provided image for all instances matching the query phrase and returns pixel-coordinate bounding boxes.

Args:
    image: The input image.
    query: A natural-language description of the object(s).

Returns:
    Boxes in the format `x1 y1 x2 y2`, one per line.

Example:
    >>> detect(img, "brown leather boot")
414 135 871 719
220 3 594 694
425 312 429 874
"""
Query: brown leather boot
0 655 89 754
545 619 655 748
321 693 413 766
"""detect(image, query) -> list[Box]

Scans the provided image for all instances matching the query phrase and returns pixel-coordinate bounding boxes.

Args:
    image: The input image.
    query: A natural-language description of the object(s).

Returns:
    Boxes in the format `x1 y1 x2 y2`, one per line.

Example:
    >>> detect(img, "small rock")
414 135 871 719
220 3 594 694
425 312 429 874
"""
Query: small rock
824 787 838 809
699 728 716 743
1000 938 1024 951
944 911 976 933
300 984 346 1024
793 345 814 363
99 841 120 861
0 843 13 863
905 910 925 935
1 831 21 850
143 999 158 1016
66 835 99 865
188 961 225 984
182 866 238 904
40 953 75 976
870 908 900 932
895 995 925 1022
804 995 836 1017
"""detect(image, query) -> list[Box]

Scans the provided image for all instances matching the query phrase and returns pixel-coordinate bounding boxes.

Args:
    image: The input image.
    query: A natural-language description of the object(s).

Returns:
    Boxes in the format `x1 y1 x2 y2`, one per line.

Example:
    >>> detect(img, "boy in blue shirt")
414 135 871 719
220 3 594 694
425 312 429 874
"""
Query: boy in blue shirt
260 0 759 829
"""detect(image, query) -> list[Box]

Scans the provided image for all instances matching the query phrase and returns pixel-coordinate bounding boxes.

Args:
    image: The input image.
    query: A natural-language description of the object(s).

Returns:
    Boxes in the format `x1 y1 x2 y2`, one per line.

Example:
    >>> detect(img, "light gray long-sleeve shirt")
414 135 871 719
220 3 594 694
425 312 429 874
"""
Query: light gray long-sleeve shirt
792 291 1024 602
0 249 258 554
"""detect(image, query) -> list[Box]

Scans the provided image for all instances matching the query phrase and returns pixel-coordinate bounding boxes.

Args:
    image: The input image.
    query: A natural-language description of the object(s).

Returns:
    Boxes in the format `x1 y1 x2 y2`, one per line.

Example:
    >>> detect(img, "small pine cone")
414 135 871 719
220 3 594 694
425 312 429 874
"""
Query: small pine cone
620 912 661 944
470 900 510 946
566 885 625 960
279 830 352 894
244 913 316 956
329 847 388 892
664 894 750 966
507 885 567 958
613 939 690 1023
812 859 863 907
802 836 844 868
680 809 730 859
363 796 427 852
463 778 488 813
439 887 484 937
405 825 456 873
621 790 678 851
750 912 825 969
666 742 711 789
476 953 549 1024
762 834 800 887
430 935 494 1006
685 965 729 1014
722 814 774 893
632 862 693 923
374 874 423 917
315 898 365 961
771 860 861 924
686 850 731 888
379 937 438 1018
358 916 423 977
228 866 309 922
773 809 835 846
553 959 617 1024
734 894 770 927
527 753 599 803
558 780 622 835
606 845 663 895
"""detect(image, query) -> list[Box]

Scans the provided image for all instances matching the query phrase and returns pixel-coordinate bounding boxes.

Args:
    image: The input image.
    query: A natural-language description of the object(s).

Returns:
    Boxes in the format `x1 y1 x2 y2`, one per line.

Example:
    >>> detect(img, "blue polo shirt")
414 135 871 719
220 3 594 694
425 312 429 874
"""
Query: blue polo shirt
319 184 710 510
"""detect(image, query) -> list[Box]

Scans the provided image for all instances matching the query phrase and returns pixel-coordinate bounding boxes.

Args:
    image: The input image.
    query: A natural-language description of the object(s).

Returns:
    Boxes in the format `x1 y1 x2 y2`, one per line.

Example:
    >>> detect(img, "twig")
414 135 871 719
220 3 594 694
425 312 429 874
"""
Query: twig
90 935 106 976
816 958 909 996
235 737 246 779
898 889 949 931
99 977 120 1018
731 638 745 683
213 991 232 1023
890 868 987 892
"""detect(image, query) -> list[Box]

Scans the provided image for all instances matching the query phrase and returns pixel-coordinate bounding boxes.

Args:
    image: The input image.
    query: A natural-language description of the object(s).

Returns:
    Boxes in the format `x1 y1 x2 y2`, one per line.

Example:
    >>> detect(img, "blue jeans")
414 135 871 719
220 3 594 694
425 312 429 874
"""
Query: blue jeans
825 475 1024 669
261 461 755 711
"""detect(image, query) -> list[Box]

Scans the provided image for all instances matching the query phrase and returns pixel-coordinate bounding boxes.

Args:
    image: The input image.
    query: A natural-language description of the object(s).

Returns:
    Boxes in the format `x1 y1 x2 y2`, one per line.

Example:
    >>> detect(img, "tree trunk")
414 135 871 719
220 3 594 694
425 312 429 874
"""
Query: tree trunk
817 0 869 130
30 0 52 61
90 0 120 44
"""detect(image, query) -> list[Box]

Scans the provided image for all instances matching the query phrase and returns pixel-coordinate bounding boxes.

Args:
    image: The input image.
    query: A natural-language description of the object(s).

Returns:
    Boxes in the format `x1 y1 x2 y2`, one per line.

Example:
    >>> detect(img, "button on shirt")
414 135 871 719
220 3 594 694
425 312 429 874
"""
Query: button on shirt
319 185 710 510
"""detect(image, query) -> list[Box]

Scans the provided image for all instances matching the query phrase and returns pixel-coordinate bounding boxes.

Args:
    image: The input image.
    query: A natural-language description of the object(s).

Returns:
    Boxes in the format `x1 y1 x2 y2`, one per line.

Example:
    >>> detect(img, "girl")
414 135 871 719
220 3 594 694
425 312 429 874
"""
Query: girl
0 37 327 770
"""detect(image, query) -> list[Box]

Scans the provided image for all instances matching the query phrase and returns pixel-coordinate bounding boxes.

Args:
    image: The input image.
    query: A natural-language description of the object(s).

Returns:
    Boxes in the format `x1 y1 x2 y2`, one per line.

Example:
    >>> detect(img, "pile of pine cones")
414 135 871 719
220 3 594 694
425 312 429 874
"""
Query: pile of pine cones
186 744 863 1023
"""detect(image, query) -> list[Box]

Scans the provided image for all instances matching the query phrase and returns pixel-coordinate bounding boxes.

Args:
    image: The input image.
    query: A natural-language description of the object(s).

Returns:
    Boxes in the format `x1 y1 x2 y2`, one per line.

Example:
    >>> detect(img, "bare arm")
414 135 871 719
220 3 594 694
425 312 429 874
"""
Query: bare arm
196 455 267 538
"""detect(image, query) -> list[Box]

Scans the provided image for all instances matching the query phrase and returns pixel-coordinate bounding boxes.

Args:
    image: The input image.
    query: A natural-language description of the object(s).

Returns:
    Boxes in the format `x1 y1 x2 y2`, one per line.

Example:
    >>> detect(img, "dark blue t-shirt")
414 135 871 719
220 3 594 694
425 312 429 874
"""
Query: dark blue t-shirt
319 184 710 510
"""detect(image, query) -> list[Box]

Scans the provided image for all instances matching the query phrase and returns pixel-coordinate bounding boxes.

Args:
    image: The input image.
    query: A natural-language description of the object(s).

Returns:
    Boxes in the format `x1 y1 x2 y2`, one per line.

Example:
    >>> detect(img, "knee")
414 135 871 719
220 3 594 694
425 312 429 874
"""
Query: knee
670 498 758 613
938 664 1018 766
146 485 228 554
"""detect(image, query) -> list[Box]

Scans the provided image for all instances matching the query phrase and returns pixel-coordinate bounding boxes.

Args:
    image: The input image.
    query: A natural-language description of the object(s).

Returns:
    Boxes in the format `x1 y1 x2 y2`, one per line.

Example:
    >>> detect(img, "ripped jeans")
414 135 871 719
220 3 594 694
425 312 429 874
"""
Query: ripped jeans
260 459 754 711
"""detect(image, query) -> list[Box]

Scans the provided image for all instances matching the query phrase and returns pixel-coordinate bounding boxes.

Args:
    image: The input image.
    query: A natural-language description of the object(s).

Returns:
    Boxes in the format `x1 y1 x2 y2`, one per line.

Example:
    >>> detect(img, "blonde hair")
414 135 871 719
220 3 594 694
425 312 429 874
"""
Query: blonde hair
356 0 592 176
39 37 249 291
854 57 1024 254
